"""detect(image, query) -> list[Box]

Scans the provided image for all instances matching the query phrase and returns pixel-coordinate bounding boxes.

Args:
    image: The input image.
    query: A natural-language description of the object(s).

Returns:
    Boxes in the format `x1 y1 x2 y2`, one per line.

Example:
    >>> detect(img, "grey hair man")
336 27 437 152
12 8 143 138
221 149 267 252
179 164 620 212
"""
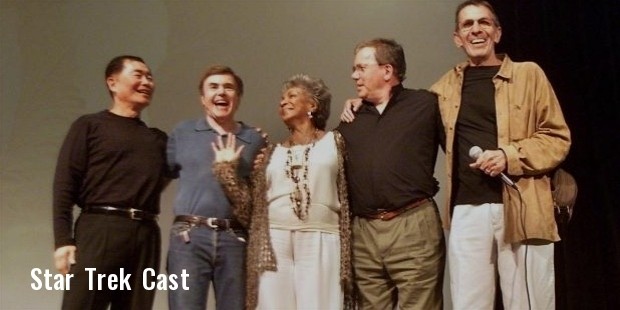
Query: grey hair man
430 1 571 309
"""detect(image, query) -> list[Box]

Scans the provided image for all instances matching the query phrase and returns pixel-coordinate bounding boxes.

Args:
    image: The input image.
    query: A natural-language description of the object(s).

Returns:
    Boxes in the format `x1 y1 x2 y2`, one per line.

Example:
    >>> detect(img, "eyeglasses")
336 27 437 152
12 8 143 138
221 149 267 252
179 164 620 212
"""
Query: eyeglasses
458 18 496 32
352 63 386 74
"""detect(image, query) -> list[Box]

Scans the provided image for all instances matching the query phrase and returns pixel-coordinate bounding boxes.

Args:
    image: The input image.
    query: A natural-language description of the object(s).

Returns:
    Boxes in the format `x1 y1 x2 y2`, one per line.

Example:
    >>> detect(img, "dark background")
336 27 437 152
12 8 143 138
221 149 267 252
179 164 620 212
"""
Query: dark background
489 1 620 309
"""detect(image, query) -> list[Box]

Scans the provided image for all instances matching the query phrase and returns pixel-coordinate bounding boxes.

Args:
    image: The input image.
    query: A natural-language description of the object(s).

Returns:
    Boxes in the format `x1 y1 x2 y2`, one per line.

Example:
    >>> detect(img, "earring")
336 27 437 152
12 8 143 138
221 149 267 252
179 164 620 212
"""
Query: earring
307 111 313 119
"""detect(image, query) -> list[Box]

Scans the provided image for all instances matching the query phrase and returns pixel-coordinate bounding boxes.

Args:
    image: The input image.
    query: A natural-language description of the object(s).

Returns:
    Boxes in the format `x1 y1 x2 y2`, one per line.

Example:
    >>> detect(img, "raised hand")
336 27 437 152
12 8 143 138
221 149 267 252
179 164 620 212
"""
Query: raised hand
212 134 244 163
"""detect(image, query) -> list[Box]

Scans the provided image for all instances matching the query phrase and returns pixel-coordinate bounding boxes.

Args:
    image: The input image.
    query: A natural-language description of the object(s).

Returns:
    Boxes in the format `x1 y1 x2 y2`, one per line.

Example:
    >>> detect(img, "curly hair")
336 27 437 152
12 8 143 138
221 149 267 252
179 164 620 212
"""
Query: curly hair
282 74 331 130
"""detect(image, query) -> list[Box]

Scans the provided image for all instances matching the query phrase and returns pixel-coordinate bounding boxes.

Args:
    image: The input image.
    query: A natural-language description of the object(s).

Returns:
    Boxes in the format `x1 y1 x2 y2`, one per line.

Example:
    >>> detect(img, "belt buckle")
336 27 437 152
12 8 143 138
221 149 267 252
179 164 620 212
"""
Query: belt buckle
129 208 141 221
376 209 387 221
206 218 219 229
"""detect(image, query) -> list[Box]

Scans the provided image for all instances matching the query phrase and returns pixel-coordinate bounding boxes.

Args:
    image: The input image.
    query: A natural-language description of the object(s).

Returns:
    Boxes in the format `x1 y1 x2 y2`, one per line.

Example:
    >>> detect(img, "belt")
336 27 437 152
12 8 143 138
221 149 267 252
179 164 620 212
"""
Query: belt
83 205 158 221
359 198 431 221
174 215 243 231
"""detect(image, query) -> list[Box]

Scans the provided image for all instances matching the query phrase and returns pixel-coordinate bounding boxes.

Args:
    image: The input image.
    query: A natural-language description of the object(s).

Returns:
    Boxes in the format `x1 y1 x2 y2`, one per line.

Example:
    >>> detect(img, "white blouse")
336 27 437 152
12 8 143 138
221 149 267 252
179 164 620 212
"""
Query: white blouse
266 131 340 234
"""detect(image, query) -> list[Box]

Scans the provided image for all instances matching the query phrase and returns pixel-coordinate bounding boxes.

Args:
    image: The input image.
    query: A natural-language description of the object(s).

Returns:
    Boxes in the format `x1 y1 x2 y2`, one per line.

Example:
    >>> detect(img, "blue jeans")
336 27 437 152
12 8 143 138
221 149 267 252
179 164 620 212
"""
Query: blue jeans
167 221 247 310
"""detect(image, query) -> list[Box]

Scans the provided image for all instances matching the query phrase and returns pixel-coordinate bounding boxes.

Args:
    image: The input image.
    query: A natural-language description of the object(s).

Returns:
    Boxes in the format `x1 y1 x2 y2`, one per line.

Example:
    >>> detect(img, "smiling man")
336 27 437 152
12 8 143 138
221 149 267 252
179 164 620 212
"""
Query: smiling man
165 65 265 310
336 38 445 310
430 1 571 309
53 55 168 309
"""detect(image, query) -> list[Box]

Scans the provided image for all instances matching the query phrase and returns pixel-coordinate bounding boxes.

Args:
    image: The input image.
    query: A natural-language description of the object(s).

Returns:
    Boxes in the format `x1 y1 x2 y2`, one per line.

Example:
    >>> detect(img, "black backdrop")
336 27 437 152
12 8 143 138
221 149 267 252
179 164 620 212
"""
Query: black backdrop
488 1 620 309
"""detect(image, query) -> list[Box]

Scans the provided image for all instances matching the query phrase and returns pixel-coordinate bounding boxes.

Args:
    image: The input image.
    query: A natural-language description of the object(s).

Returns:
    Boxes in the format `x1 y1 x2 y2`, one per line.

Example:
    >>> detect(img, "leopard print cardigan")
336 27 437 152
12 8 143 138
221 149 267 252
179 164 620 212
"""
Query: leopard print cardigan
213 130 354 309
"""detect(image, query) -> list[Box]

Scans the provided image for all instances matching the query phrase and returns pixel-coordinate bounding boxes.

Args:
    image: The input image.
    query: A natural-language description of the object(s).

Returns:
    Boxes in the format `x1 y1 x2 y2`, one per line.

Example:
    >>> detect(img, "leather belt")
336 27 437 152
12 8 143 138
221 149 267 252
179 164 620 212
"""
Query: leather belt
360 198 431 221
83 205 158 221
174 215 243 231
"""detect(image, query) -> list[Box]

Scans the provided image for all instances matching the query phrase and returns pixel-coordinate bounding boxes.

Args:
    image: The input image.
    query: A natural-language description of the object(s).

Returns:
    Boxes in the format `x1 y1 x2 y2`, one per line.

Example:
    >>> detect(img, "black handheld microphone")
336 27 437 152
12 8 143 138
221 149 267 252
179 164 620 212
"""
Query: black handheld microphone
469 146 517 189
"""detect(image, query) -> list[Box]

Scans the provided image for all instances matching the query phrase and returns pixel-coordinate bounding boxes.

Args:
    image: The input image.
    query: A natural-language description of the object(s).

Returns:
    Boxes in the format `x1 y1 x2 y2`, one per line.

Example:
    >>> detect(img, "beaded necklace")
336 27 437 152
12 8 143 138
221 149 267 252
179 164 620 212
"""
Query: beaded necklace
284 130 318 220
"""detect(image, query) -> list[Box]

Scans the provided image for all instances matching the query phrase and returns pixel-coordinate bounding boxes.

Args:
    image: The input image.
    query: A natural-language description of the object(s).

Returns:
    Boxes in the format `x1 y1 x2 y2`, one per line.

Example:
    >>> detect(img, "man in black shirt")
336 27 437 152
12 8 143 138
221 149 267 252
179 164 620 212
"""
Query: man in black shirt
337 38 445 310
53 55 168 309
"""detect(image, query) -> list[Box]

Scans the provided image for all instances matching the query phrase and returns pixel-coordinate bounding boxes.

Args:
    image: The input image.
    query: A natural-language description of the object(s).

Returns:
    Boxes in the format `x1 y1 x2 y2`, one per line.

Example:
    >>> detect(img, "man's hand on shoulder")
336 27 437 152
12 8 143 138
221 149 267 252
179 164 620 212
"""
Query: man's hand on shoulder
340 98 363 123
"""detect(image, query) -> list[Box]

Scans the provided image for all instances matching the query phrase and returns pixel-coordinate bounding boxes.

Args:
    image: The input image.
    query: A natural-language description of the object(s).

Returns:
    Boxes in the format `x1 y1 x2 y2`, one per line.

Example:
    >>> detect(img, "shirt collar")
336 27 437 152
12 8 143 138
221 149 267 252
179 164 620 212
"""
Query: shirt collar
361 84 405 111
495 54 513 81
454 54 512 81
194 118 252 143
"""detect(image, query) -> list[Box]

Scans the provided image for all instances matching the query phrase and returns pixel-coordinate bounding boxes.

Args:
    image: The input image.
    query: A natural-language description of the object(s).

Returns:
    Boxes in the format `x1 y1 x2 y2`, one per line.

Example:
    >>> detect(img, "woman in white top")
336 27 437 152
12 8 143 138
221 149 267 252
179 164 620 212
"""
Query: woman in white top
213 74 353 309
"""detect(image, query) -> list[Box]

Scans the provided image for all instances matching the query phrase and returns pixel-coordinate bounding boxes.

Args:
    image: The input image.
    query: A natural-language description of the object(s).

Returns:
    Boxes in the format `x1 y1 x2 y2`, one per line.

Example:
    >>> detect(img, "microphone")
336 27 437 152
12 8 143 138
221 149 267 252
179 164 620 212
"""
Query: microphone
468 146 517 189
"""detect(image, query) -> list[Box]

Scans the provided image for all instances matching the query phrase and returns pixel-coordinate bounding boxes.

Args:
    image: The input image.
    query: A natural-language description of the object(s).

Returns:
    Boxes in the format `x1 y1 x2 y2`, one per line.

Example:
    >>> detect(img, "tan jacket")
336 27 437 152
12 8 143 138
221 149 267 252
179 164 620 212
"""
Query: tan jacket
213 131 353 309
430 54 571 243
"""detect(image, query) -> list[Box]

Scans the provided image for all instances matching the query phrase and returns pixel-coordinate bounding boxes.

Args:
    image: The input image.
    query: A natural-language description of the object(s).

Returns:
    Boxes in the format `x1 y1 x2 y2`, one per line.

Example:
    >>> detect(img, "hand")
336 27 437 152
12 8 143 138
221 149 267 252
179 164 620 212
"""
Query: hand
212 134 244 163
254 127 269 142
252 127 269 170
340 98 363 123
469 149 507 177
253 148 268 170
54 245 76 275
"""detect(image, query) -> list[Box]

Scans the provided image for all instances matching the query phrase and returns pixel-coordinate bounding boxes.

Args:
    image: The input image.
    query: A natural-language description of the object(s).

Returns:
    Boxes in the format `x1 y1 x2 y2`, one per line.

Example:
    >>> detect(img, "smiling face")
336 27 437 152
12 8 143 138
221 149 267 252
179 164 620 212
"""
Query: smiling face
106 60 154 109
200 74 240 123
278 86 316 128
454 4 502 66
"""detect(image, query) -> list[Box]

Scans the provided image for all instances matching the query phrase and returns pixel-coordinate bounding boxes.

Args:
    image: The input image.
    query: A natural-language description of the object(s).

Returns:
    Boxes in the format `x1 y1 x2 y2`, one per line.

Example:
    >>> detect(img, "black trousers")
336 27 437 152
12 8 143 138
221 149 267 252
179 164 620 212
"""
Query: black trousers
62 213 161 310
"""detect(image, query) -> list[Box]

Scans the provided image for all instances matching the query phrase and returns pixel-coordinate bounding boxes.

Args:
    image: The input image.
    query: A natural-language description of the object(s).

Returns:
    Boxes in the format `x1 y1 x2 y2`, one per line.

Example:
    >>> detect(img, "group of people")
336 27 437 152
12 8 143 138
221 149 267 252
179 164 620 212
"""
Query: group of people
52 1 571 309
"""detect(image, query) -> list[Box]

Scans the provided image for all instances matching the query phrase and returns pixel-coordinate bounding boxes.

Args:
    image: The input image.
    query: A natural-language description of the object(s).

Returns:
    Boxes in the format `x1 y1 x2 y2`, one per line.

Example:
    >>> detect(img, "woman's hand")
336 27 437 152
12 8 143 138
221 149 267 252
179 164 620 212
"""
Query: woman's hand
212 134 244 163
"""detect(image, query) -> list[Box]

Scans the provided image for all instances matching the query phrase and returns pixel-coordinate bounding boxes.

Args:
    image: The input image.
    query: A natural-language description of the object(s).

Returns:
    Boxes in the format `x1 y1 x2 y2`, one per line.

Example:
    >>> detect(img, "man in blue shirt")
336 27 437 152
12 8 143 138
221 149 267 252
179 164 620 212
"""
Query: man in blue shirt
166 65 266 310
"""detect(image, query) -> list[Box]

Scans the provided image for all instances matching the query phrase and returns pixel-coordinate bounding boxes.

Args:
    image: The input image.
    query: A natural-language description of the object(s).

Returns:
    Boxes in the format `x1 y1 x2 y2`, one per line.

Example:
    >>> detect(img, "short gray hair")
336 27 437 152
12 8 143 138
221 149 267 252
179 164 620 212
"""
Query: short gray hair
282 74 331 130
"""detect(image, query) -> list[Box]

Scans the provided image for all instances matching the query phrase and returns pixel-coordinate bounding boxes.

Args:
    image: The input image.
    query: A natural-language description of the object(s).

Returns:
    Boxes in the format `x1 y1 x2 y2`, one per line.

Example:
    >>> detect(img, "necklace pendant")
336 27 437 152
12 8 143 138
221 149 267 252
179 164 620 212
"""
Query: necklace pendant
292 188 302 202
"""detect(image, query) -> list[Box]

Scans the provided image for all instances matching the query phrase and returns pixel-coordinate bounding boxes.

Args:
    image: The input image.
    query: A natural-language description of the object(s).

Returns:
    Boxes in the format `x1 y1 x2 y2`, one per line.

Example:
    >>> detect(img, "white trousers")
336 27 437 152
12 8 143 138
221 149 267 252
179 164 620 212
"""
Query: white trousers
257 229 343 310
449 203 555 310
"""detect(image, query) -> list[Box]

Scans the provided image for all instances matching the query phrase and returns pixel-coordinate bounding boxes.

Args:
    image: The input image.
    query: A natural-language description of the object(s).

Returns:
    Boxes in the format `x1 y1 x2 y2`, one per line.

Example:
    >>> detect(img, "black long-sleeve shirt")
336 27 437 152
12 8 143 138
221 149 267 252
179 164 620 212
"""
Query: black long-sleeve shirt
53 110 167 248
337 85 443 216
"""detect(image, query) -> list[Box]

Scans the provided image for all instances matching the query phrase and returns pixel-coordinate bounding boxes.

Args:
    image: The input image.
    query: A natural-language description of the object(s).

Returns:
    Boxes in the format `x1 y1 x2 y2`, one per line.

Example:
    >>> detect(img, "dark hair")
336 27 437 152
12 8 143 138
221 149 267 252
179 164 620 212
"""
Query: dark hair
104 55 146 97
105 55 145 79
354 38 406 82
455 0 501 31
282 74 331 130
198 65 244 96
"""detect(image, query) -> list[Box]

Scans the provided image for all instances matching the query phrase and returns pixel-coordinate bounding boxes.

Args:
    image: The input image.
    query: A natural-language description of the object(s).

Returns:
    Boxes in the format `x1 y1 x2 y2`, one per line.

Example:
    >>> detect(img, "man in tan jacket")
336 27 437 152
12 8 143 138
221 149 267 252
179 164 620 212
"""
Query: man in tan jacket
430 1 571 309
